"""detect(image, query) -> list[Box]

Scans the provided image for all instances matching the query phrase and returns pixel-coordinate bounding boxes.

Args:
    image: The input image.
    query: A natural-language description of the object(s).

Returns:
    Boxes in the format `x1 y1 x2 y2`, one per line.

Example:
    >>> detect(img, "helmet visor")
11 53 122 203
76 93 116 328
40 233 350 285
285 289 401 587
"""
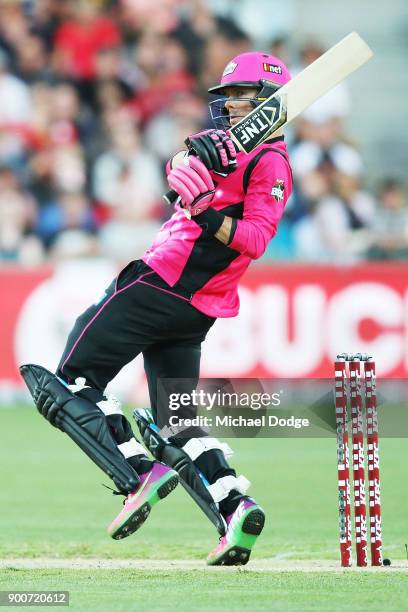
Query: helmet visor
209 94 259 130
209 96 230 130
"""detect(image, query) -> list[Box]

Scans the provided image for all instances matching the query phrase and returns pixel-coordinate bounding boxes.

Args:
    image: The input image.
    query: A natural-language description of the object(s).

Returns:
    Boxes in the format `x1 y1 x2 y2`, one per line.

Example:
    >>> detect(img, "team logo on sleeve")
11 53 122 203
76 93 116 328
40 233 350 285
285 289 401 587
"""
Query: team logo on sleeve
271 179 285 201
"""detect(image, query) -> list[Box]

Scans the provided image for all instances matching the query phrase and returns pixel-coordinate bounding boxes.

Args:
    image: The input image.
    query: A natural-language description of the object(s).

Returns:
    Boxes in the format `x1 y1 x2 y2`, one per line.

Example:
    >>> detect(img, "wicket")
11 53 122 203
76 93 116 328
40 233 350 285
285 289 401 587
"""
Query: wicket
334 353 382 567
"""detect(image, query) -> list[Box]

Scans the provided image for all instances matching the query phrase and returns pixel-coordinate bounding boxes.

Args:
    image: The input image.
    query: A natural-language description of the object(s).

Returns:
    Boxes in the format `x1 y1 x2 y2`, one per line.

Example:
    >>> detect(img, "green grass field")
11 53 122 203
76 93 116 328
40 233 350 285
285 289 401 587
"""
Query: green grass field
1 404 407 611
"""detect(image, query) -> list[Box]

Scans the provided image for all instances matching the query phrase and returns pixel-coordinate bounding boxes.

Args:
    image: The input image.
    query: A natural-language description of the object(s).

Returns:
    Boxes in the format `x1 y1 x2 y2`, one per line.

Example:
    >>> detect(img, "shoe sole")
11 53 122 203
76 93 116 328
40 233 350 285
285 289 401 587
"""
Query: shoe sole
111 474 179 540
242 509 265 536
207 508 265 566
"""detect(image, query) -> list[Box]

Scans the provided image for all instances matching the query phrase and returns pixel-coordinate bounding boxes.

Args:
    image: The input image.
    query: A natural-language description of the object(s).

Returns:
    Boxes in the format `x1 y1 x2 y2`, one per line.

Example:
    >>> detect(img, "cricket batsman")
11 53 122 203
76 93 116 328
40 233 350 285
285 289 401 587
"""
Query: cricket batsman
20 51 293 566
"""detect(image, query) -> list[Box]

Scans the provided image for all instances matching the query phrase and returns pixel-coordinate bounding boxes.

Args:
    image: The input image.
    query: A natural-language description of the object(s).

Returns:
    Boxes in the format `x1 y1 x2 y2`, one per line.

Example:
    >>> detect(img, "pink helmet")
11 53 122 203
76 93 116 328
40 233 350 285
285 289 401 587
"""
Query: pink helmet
208 51 291 95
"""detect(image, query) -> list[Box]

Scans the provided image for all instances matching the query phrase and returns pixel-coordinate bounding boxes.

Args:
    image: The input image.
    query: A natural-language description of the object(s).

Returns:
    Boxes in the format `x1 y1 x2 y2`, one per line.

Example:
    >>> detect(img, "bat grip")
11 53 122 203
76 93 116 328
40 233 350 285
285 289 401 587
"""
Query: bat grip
163 189 179 205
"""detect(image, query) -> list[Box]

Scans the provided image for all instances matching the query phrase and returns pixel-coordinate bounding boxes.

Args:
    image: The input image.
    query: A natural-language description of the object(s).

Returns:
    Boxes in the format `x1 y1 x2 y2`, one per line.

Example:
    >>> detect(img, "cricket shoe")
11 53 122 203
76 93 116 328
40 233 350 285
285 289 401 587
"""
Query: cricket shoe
108 461 179 540
206 498 265 566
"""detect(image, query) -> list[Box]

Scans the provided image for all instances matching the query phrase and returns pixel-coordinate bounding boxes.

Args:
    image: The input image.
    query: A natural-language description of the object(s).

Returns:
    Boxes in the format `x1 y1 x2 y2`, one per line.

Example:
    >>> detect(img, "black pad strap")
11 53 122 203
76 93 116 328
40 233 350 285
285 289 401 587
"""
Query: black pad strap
133 410 226 536
20 364 140 494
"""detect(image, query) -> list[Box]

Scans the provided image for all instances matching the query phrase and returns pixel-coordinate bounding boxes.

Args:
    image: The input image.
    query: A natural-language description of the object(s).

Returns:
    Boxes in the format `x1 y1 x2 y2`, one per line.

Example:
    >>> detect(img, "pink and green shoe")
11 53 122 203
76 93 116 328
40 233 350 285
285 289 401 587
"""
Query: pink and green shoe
108 461 179 540
206 498 265 566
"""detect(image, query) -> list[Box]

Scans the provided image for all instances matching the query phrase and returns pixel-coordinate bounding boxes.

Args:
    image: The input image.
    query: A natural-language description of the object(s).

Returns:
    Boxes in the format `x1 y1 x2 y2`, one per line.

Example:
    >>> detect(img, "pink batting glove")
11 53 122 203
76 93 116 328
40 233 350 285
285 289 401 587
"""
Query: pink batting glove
167 156 215 217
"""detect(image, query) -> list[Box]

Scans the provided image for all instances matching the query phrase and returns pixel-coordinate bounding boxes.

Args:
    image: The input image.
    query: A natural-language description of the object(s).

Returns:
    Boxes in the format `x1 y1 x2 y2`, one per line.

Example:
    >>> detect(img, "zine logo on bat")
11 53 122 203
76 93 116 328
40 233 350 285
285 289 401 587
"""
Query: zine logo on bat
232 95 287 153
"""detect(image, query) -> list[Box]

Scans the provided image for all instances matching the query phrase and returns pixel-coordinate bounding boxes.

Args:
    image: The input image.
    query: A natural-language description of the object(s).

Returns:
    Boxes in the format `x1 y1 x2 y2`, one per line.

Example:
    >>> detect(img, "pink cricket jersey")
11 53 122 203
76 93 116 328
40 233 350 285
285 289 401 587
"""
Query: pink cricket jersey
142 138 292 318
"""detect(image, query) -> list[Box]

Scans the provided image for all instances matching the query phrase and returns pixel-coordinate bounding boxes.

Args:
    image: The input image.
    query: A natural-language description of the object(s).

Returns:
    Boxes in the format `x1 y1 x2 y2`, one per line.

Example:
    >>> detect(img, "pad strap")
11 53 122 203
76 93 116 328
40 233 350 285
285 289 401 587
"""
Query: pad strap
182 437 233 461
68 377 90 394
118 438 147 459
207 475 250 503
97 395 123 416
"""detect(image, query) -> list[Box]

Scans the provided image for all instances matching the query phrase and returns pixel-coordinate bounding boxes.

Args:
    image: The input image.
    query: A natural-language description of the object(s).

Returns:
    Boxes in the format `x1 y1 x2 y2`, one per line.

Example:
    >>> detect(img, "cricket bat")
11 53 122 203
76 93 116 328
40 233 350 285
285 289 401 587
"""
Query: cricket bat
164 32 373 203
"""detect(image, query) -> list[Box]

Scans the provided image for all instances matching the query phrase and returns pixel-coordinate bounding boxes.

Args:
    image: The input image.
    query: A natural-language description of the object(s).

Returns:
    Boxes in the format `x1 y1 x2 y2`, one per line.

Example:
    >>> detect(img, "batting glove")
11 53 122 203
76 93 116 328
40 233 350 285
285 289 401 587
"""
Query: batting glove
185 129 237 175
167 156 215 217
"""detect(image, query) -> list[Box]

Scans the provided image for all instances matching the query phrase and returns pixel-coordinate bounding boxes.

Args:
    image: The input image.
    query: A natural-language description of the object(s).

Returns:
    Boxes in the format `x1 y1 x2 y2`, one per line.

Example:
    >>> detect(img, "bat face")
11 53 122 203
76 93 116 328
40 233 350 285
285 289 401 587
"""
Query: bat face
229 32 373 154
230 94 287 154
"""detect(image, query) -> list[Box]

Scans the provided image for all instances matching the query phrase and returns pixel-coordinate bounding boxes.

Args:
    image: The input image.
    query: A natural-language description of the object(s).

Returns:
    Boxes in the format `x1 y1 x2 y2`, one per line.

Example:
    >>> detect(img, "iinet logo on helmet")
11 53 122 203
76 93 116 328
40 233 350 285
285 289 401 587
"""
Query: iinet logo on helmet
263 63 282 74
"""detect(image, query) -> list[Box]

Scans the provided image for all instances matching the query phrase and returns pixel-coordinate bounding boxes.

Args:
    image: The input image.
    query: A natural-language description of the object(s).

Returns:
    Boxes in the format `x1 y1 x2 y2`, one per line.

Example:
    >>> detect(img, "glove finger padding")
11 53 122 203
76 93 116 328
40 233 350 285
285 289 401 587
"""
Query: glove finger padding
185 129 237 174
172 164 211 197
167 156 215 216
219 131 237 160
188 156 215 189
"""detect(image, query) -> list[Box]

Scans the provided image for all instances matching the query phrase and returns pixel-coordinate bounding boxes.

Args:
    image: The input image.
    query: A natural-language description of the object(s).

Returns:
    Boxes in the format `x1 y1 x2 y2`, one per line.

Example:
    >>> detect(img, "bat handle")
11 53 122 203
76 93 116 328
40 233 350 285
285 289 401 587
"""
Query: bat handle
163 189 179 205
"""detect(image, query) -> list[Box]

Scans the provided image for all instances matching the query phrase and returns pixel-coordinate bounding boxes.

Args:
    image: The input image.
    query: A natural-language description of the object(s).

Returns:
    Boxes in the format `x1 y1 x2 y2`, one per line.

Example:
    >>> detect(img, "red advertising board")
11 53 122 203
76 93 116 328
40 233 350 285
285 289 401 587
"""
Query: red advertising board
235 263 408 378
1 263 407 398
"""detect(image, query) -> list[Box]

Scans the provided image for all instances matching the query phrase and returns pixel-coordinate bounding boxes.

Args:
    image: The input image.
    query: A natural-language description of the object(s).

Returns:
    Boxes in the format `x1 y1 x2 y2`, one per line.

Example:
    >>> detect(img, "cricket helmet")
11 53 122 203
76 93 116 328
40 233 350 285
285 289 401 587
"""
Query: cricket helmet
208 51 291 95
208 51 291 129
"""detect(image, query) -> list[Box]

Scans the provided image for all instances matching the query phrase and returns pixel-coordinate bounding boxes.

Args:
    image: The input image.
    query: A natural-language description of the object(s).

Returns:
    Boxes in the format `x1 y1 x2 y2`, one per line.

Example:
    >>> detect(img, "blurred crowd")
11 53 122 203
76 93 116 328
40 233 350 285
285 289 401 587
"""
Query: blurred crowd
0 0 407 266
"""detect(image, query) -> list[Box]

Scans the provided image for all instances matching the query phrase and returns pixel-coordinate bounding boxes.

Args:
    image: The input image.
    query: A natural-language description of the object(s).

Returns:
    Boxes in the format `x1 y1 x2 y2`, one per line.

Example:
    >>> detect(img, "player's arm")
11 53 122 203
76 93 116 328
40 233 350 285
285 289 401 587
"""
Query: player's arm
192 155 292 258
167 153 291 257
222 155 292 258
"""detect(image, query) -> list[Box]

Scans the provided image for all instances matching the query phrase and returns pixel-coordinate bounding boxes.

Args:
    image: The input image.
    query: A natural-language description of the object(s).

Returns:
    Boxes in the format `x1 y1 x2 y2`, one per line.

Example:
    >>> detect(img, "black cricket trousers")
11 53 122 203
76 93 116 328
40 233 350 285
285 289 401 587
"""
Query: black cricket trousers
56 258 236 504
57 259 215 421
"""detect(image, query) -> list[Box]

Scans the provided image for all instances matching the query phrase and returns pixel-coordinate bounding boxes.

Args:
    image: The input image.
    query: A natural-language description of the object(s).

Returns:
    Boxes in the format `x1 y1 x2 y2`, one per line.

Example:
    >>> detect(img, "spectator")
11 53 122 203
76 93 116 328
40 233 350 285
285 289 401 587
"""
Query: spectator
171 0 229 75
293 164 376 262
36 189 97 249
291 134 363 180
0 185 44 265
119 0 181 35
0 48 32 124
25 146 58 208
0 2 31 66
30 81 53 138
0 47 35 173
25 141 86 202
53 0 121 82
26 82 90 203
92 115 164 260
29 0 62 52
14 34 53 84
144 91 207 163
366 179 408 260
48 83 81 145
48 82 99 156
128 33 194 124
0 164 19 192
93 116 163 214
52 143 87 193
